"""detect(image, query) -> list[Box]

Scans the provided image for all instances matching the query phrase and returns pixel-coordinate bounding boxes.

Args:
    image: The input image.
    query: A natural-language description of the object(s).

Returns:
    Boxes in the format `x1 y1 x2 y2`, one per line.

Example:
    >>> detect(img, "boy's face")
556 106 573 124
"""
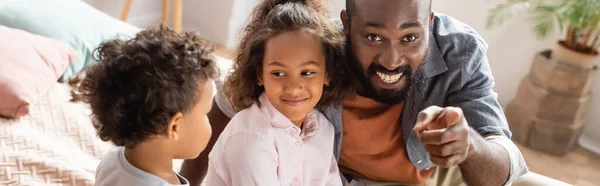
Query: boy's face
261 29 327 126
175 80 214 159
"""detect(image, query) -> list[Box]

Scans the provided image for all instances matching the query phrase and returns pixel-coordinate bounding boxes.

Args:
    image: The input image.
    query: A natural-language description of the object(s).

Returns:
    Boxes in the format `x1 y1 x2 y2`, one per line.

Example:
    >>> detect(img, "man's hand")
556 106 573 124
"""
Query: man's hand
413 106 477 167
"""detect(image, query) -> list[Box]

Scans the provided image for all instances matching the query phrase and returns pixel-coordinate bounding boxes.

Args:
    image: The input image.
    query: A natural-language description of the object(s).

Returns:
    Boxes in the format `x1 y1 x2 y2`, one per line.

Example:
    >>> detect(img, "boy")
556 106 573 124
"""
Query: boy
78 25 219 186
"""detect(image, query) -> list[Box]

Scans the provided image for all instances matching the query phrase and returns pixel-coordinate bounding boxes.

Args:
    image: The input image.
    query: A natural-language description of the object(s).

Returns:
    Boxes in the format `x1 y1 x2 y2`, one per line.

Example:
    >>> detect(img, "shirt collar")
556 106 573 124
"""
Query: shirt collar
258 93 319 138
419 31 448 78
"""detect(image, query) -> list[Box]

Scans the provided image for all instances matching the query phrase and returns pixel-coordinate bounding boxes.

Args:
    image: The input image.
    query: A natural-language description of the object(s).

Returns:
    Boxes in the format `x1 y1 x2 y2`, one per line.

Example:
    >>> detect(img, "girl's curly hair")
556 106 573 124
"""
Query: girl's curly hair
78 26 219 148
224 0 355 112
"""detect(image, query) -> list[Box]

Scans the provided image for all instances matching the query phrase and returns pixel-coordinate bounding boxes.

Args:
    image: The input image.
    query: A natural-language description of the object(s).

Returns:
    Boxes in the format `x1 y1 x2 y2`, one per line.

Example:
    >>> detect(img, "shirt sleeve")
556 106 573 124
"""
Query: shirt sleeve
219 132 280 186
445 44 512 138
445 36 527 185
485 135 529 186
326 154 343 186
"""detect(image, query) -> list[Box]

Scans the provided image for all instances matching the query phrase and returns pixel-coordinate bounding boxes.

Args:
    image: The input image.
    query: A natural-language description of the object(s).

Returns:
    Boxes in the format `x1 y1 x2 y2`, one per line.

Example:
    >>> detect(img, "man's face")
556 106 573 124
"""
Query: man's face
342 0 432 104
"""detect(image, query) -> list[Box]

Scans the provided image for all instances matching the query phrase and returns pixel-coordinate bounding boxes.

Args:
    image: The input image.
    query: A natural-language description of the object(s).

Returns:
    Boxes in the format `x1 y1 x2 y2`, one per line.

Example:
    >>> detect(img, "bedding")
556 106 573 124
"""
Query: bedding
0 83 113 185
0 0 140 82
0 25 77 118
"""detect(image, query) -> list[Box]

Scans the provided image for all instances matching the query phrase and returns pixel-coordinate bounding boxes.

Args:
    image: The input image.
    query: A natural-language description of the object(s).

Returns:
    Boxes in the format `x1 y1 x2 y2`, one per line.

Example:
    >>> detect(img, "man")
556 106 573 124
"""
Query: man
181 0 536 185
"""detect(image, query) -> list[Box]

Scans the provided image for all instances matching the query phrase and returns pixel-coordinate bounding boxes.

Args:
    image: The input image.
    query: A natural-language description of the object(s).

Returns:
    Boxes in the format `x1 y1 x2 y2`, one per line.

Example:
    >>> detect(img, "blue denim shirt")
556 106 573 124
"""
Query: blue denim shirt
214 13 528 186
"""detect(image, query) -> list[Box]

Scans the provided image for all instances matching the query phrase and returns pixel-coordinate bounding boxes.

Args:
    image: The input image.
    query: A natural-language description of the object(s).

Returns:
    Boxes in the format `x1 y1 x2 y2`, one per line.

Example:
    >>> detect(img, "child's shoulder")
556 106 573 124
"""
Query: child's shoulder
97 147 122 170
311 110 335 132
95 147 126 185
225 104 273 133
229 104 266 124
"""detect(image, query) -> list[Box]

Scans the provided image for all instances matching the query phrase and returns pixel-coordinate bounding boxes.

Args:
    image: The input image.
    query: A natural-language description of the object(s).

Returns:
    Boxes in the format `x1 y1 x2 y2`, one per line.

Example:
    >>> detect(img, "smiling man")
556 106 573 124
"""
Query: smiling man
332 0 529 185
180 0 538 185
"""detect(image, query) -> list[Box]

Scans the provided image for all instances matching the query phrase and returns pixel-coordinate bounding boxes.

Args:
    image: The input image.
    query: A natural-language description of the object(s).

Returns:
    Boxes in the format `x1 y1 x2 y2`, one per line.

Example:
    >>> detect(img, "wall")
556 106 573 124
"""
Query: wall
83 0 162 28
581 78 600 155
182 0 237 48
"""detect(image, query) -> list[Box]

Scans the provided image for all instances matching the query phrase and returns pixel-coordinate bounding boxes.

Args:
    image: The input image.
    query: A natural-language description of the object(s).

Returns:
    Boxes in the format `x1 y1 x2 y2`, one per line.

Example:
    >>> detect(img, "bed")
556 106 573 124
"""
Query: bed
0 83 112 185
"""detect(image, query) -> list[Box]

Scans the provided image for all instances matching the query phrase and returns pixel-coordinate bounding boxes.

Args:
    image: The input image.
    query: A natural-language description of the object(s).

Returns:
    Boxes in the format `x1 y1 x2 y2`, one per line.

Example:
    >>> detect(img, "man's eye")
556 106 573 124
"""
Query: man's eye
402 35 419 42
271 72 285 77
366 34 383 42
301 71 316 76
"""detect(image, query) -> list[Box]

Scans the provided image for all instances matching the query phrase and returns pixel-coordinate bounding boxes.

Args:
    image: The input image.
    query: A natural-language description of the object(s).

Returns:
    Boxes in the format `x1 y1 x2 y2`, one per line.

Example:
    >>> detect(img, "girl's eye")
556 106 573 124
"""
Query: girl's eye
301 71 316 76
366 34 383 42
271 71 285 77
401 34 419 42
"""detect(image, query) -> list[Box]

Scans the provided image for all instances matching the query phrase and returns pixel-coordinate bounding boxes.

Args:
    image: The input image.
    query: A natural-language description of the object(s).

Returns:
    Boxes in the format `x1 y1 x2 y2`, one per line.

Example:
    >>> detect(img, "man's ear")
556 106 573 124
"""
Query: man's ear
341 10 350 36
429 11 435 25
166 112 183 141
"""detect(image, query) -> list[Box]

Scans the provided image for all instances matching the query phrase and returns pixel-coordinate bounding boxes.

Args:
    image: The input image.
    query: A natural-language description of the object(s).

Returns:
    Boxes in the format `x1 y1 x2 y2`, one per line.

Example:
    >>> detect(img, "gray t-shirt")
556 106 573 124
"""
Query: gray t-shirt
95 147 189 186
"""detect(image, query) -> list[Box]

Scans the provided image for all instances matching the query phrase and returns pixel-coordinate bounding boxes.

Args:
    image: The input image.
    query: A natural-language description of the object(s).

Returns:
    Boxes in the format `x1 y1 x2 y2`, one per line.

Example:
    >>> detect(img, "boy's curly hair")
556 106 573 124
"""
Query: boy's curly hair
224 0 355 112
78 26 219 148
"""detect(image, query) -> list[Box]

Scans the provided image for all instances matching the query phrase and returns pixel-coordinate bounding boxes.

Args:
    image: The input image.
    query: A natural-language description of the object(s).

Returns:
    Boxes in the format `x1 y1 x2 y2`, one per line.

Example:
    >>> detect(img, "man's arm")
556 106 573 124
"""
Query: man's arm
180 99 232 186
460 132 526 186
414 35 527 185
449 46 528 186
459 129 510 186
415 106 516 186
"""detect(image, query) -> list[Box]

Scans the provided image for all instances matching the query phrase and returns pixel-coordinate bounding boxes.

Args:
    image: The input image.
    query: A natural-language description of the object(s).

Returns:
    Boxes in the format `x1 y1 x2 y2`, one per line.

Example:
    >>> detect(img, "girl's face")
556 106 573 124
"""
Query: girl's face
260 29 327 127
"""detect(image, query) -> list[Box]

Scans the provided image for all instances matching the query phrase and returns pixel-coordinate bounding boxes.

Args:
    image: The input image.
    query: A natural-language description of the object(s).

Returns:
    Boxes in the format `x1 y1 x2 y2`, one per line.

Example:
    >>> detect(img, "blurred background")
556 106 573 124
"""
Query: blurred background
0 0 598 185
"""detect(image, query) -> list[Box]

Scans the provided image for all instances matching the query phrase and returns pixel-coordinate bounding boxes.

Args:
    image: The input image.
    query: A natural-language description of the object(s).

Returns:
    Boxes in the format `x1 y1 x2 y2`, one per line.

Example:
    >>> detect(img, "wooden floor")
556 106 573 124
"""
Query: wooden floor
518 143 600 186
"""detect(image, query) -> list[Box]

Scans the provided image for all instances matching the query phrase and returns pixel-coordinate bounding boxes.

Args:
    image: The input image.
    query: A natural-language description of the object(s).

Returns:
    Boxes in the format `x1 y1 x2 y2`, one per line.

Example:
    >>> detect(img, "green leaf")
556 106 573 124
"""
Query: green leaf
531 5 559 39
486 0 533 29
553 3 569 32
487 0 600 50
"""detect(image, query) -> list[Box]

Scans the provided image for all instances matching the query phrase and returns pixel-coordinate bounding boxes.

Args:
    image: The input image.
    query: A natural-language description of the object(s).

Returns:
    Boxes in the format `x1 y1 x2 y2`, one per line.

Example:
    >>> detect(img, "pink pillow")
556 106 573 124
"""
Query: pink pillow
0 25 76 118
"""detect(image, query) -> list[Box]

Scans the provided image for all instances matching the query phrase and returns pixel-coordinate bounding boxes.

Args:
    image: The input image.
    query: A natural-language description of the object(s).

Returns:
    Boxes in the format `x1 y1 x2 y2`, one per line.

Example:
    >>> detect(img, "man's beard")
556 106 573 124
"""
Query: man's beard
345 39 425 104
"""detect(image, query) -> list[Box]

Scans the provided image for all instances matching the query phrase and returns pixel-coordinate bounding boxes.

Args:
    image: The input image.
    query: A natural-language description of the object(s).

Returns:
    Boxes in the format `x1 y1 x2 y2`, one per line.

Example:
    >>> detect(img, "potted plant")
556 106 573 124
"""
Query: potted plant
487 0 600 69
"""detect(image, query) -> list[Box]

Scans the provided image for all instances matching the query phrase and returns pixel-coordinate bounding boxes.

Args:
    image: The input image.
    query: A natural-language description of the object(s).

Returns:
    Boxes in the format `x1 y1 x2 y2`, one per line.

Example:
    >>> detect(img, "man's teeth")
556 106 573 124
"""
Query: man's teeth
376 72 402 84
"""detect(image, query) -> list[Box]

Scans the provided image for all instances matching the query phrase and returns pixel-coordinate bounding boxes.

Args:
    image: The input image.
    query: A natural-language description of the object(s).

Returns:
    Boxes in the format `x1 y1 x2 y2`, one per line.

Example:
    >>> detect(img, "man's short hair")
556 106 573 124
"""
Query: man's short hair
345 0 432 18
345 0 355 17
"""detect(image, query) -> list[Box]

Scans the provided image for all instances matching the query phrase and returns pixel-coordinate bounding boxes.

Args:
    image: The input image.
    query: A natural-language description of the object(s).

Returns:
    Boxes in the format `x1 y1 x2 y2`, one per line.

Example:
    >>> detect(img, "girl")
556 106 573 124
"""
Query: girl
205 0 354 185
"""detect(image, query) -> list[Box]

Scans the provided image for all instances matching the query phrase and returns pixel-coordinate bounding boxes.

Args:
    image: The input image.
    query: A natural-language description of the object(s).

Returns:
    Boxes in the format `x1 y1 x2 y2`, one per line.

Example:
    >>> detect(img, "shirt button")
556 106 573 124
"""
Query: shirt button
417 159 423 164
293 178 300 183
294 141 302 148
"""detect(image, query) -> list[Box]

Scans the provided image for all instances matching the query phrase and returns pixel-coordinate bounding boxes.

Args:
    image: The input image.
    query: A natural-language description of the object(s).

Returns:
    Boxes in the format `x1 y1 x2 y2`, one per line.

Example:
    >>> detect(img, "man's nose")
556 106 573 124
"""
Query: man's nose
378 44 406 71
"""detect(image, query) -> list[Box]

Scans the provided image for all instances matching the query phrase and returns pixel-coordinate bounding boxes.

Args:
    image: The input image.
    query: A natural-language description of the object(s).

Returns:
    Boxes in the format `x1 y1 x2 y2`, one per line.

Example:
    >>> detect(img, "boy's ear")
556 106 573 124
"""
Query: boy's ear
166 112 183 141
